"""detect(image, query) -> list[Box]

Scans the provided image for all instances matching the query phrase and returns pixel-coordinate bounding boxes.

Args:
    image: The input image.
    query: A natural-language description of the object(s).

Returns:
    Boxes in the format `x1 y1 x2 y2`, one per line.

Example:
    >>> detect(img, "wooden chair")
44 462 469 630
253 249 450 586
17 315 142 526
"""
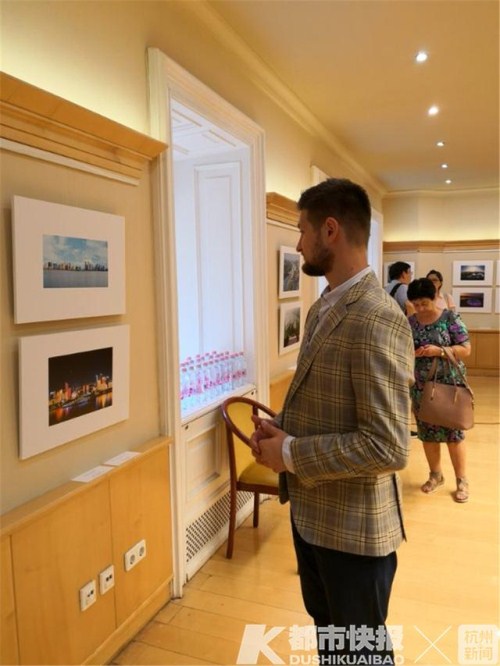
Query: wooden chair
220 396 279 558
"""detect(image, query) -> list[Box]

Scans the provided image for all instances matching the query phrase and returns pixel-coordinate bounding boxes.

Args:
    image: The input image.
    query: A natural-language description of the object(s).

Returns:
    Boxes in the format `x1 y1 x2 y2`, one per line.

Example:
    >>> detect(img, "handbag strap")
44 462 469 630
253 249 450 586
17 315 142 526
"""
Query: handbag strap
441 347 474 395
426 348 475 400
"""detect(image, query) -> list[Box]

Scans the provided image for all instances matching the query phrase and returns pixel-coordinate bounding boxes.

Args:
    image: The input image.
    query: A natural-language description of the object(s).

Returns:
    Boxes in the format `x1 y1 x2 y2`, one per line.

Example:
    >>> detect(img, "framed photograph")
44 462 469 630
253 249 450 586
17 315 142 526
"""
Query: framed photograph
452 288 492 314
496 260 500 287
279 302 302 355
452 260 493 287
18 325 130 459
383 261 415 285
12 195 125 323
495 289 500 314
279 246 301 298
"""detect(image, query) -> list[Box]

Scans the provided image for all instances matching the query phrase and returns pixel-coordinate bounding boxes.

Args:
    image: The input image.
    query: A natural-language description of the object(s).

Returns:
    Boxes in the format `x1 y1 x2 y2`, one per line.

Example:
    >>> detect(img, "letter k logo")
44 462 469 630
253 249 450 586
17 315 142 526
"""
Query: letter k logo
237 624 286 664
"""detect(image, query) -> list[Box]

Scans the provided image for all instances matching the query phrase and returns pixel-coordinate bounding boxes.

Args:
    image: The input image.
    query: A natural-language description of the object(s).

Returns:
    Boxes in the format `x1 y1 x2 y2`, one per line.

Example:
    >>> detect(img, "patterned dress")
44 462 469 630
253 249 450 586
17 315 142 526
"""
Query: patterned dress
409 310 470 442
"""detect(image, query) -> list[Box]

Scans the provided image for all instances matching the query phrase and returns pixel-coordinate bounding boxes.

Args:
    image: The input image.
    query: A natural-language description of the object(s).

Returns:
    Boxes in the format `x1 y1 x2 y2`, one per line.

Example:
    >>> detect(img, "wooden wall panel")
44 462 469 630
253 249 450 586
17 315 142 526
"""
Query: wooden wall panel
269 370 294 413
110 446 173 626
0 537 18 665
11 483 115 665
466 330 500 376
1 439 173 665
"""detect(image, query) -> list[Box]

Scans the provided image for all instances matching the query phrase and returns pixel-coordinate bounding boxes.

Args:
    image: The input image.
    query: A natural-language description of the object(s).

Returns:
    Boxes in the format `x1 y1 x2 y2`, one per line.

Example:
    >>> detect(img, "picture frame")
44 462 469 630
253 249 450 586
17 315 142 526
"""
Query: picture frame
452 288 492 314
496 260 500 287
495 289 500 314
383 261 415 285
12 195 126 323
279 302 302 355
452 260 493 287
278 246 301 298
18 325 130 460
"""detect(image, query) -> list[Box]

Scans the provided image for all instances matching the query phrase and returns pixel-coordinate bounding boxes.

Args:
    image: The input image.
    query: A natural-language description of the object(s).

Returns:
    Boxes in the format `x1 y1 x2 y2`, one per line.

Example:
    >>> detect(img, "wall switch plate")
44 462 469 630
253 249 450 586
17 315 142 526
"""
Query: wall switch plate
99 564 115 595
124 538 147 572
79 579 97 611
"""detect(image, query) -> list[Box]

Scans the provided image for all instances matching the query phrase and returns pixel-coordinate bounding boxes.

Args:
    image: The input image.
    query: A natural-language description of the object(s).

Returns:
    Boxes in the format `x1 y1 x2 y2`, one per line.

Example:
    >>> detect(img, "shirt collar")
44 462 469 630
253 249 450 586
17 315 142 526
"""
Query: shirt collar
320 266 373 312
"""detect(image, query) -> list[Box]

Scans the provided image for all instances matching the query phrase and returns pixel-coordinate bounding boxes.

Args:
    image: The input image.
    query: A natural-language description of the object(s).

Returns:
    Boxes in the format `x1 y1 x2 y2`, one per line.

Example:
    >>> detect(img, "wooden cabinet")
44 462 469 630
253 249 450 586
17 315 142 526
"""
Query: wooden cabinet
110 446 172 626
0 438 173 665
464 330 499 376
0 537 18 665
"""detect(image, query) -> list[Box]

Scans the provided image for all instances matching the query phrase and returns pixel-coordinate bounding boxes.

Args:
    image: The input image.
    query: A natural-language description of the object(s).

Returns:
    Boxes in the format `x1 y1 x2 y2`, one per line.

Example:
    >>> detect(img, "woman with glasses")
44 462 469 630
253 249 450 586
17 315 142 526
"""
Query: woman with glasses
426 269 456 312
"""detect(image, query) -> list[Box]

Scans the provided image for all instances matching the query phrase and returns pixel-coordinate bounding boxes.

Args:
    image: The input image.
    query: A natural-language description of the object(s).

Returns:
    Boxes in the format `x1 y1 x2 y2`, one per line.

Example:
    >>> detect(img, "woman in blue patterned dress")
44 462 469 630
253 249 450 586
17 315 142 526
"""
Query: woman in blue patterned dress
407 278 471 502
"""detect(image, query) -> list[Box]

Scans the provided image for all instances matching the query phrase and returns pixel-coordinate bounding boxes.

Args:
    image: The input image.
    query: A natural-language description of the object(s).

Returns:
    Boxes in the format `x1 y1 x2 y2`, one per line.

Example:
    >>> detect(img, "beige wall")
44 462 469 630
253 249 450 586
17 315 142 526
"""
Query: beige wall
1 152 160 512
383 190 499 241
1 0 498 513
383 248 500 330
0 0 381 207
0 0 380 513
266 221 318 380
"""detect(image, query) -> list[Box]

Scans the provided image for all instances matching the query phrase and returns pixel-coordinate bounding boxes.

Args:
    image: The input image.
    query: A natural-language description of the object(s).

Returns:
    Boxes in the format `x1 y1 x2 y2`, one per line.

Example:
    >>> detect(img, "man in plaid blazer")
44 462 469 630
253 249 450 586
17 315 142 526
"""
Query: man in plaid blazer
251 178 413 664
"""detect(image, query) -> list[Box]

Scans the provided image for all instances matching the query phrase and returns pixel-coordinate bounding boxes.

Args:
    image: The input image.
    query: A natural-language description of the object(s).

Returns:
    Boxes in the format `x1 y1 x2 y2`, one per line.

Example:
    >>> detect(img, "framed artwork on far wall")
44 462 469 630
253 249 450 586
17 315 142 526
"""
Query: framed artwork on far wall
12 195 126 323
278 246 301 298
383 261 415 285
18 325 130 460
495 289 500 314
452 288 492 314
279 302 302 355
452 260 493 287
496 260 500 287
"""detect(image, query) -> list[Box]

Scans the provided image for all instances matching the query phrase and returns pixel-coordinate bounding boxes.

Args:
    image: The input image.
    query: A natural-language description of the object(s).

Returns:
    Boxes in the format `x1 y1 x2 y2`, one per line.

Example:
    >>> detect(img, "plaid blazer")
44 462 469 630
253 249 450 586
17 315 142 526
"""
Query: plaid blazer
277 272 414 557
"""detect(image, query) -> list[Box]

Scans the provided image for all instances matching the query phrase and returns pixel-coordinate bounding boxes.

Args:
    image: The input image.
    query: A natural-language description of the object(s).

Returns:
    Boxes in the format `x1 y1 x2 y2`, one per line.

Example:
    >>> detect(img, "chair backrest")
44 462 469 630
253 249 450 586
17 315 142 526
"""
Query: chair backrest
221 397 276 480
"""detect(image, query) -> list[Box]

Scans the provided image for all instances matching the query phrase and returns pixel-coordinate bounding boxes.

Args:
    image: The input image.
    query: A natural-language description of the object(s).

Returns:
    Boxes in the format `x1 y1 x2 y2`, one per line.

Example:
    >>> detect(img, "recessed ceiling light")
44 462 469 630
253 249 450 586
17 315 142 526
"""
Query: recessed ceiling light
415 51 428 63
428 105 439 116
441 164 448 169
445 179 452 184
436 141 445 147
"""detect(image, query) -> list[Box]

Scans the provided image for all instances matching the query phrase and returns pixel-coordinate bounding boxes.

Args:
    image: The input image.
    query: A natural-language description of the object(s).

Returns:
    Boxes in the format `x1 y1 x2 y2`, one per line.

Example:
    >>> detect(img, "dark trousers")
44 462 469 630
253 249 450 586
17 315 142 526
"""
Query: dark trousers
292 517 397 665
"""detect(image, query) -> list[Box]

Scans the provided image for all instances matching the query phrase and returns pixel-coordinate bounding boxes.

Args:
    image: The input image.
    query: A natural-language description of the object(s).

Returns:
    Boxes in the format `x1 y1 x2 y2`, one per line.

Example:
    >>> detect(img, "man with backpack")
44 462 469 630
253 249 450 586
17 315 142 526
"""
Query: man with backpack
384 261 413 314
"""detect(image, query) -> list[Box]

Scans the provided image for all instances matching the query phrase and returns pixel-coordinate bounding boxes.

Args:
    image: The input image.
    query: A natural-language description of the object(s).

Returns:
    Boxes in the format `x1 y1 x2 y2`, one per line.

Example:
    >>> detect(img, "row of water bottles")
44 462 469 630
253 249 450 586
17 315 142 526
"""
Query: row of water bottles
180 351 248 414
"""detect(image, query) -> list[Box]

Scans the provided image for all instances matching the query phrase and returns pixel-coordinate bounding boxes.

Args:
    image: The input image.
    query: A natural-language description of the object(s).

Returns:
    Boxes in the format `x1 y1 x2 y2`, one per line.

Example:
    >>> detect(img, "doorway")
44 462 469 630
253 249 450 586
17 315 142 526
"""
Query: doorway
148 48 268 593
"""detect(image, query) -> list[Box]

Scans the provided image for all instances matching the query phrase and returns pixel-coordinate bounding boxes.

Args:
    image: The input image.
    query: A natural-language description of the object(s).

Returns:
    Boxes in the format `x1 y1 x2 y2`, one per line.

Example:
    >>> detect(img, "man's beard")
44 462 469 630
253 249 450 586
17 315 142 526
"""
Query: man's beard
301 244 333 277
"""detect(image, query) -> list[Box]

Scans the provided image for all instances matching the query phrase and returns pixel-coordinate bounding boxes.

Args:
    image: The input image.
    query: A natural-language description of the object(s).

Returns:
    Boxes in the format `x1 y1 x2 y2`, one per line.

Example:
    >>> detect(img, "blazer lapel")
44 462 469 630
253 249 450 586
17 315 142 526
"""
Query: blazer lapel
283 300 346 408
283 272 377 409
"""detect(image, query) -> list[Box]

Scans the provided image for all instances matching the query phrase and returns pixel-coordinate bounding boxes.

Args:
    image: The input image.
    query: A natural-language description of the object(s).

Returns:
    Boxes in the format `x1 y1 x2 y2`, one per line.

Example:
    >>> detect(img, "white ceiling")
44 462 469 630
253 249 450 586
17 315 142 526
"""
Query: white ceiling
207 0 499 195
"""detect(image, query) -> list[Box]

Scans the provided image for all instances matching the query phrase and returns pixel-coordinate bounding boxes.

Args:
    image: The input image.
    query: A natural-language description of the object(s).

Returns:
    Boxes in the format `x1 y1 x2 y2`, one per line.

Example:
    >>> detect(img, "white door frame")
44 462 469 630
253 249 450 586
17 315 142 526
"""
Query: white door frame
147 48 268 595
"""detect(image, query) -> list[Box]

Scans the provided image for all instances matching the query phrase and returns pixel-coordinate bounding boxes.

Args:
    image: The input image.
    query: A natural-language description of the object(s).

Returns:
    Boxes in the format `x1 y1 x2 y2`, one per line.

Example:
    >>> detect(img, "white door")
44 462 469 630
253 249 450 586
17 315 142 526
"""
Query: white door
148 48 268 592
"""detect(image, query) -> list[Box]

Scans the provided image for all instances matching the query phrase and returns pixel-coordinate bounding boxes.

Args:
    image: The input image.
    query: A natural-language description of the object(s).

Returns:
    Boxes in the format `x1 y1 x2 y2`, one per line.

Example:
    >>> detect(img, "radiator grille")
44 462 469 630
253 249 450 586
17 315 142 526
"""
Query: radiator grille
185 490 253 562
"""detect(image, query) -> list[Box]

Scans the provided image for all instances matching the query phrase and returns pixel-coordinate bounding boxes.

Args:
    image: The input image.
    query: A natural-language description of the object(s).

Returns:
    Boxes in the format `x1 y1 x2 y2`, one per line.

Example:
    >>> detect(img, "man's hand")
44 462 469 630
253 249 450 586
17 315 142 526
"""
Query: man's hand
250 417 288 473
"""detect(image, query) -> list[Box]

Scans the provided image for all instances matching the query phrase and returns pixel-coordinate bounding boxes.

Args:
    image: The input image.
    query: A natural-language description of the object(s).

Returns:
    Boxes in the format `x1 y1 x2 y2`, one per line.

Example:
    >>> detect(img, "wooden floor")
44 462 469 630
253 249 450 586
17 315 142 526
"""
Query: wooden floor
114 376 499 665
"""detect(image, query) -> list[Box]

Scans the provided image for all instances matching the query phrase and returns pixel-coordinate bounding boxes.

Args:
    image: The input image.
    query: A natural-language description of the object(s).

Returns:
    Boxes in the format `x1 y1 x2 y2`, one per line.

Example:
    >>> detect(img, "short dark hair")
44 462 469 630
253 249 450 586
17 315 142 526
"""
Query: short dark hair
388 261 411 281
407 278 436 301
426 269 443 282
297 178 371 247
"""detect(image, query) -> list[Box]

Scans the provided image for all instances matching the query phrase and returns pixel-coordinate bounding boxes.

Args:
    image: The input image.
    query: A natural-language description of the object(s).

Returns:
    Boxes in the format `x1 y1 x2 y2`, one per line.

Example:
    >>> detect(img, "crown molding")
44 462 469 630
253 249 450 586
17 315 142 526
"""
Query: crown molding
180 1 385 197
0 72 166 183
384 240 500 253
266 192 297 226
384 187 499 200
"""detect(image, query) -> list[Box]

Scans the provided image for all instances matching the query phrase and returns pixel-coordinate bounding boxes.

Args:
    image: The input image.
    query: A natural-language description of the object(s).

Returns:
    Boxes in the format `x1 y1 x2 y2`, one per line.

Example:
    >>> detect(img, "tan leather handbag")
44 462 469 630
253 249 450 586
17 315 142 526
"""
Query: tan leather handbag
418 347 474 430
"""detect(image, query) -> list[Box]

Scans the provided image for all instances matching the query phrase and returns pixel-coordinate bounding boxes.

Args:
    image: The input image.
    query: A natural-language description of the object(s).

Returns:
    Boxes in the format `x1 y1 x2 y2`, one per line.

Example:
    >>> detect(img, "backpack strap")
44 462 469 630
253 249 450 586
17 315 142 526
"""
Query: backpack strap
390 283 402 297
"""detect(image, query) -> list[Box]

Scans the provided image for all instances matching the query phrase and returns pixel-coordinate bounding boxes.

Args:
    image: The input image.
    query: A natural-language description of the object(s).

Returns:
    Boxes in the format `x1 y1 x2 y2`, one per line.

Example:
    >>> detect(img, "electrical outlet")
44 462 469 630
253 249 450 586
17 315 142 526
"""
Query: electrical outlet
124 538 147 572
79 580 97 611
99 564 115 595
